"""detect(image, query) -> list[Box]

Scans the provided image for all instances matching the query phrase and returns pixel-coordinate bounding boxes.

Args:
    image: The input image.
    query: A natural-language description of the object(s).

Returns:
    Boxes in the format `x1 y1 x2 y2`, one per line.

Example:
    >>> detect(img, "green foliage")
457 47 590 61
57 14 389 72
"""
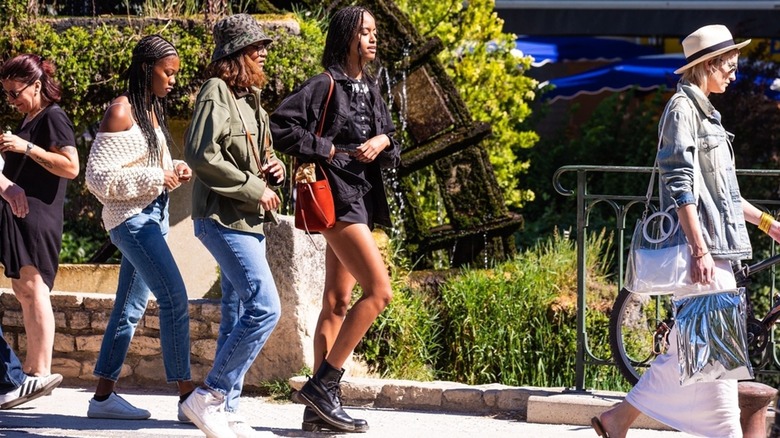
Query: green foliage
518 89 667 248
395 0 539 209
0 0 26 24
262 10 327 111
256 378 292 401
59 231 106 263
357 271 443 380
359 229 631 391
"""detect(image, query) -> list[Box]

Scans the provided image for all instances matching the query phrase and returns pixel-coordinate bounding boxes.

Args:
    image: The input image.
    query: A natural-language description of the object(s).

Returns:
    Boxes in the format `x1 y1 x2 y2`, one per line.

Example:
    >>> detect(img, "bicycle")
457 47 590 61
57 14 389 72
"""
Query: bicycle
609 253 780 386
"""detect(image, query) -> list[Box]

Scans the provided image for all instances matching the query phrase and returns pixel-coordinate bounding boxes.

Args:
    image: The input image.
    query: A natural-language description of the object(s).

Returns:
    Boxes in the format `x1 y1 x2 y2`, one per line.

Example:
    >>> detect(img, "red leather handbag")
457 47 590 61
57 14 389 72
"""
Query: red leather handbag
294 72 336 233
294 162 335 232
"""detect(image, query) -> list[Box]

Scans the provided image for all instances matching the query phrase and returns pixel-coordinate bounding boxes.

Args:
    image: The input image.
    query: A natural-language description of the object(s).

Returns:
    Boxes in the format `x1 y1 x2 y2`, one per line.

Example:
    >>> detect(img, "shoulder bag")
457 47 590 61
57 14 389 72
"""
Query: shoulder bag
294 72 336 234
623 100 694 295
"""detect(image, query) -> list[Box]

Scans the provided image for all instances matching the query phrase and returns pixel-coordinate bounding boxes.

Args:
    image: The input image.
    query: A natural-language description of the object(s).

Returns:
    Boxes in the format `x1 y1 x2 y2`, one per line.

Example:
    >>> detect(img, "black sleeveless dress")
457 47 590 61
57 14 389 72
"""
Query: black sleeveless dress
0 104 75 289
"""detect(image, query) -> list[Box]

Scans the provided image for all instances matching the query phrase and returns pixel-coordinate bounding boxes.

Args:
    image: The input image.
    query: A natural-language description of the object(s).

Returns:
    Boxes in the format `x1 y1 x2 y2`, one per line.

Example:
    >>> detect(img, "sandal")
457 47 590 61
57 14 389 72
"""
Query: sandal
591 416 611 438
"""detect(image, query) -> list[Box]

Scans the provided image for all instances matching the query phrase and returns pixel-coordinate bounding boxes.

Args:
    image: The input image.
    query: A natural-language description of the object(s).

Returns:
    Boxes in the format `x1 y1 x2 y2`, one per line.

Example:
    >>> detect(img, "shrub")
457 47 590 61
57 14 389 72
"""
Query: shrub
359 229 631 391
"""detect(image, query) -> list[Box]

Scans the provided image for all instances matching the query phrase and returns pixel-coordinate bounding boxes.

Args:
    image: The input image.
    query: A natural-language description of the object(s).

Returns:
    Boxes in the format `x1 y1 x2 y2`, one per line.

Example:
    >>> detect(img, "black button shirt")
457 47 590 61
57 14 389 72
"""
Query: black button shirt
334 79 375 151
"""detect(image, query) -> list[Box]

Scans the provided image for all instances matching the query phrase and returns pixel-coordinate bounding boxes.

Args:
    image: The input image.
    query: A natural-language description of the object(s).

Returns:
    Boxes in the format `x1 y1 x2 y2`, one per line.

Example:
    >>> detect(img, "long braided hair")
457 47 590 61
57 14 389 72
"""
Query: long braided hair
126 35 178 165
321 6 377 83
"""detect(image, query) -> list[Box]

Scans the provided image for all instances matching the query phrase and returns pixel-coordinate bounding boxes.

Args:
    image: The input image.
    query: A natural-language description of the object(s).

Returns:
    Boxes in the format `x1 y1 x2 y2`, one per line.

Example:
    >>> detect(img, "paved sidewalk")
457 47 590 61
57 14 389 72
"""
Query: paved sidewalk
0 386 696 438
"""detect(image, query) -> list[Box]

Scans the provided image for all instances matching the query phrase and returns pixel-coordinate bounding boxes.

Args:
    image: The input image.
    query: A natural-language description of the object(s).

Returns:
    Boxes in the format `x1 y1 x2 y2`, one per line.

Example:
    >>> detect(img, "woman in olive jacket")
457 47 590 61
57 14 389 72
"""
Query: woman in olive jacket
183 13 284 438
270 6 400 434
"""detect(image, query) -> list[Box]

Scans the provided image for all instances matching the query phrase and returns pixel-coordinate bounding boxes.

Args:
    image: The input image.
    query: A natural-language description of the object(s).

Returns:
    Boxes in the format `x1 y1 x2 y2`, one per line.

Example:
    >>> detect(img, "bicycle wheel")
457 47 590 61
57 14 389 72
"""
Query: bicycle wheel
609 288 675 385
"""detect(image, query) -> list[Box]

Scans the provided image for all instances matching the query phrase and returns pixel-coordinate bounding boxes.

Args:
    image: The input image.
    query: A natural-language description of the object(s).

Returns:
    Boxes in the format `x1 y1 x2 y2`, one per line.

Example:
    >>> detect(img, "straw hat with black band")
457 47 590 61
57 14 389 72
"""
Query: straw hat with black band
674 24 751 74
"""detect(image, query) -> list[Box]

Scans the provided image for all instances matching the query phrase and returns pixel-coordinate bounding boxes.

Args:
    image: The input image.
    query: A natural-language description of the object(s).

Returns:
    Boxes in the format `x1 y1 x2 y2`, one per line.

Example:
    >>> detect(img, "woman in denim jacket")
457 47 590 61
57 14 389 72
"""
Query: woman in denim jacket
593 25 780 438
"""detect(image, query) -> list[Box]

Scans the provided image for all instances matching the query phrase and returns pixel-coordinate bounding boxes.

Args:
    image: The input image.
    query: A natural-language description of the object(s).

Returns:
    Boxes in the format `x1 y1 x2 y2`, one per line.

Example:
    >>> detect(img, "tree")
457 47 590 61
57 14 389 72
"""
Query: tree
394 0 539 209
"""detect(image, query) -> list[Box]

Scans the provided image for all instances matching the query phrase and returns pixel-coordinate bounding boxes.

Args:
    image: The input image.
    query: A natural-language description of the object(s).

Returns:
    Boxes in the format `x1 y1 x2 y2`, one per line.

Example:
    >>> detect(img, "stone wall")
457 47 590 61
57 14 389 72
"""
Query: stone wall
0 216 369 391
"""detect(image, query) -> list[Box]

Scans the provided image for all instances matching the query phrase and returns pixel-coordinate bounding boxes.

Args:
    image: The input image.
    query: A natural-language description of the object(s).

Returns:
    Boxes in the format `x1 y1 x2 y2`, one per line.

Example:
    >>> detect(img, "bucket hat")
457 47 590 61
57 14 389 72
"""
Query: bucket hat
674 24 751 74
211 14 272 62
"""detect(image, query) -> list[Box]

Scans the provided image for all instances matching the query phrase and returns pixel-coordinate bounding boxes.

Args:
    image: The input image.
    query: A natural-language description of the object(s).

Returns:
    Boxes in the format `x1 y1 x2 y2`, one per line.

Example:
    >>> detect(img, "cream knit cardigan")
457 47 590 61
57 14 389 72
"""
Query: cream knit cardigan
86 124 181 231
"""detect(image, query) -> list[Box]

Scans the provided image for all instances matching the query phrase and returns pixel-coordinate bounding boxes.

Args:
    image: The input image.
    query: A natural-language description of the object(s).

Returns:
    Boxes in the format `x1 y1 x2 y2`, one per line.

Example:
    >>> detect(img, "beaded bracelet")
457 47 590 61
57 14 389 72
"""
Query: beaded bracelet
691 250 709 259
759 212 774 234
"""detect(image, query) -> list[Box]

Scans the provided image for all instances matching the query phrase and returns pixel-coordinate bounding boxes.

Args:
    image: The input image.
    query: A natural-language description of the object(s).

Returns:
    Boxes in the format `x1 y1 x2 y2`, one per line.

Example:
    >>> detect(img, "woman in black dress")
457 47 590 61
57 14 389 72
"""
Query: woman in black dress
0 54 79 377
271 6 400 433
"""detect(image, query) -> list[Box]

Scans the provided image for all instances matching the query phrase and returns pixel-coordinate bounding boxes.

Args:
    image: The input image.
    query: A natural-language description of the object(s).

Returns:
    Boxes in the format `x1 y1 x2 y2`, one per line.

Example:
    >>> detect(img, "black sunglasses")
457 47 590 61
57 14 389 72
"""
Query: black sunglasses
4 80 35 100
248 42 270 52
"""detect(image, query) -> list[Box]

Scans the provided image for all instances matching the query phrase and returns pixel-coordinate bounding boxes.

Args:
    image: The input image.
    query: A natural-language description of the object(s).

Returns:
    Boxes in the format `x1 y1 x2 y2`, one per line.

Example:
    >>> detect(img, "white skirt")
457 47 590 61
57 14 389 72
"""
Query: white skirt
625 259 742 437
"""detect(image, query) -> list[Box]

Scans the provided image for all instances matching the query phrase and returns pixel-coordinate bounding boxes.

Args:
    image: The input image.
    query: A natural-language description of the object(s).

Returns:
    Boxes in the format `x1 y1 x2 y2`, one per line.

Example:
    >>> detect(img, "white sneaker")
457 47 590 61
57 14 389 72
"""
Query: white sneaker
181 387 236 438
0 373 62 409
87 392 151 420
178 400 191 422
226 411 271 438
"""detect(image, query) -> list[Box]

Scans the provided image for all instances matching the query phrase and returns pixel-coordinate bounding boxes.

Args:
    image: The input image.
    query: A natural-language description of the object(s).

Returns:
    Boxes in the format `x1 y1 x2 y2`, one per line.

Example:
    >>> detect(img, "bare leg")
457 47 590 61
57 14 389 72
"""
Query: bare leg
176 380 196 396
11 266 54 376
94 377 116 397
96 378 195 397
312 244 357 372
597 400 641 438
320 223 393 369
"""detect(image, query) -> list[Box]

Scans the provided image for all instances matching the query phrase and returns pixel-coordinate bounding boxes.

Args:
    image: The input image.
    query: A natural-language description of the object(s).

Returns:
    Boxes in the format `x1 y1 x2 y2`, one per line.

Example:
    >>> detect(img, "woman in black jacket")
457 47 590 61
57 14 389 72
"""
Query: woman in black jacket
270 5 400 433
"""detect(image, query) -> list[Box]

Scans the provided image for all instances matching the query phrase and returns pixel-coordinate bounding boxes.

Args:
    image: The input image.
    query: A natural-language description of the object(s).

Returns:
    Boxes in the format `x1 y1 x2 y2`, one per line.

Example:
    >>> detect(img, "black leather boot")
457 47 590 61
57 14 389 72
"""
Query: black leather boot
296 361 356 431
302 406 369 432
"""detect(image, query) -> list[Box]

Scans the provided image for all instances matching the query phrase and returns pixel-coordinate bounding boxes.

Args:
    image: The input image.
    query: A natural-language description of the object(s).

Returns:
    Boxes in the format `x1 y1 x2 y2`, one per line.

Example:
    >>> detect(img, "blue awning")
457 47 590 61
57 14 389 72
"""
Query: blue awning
541 54 780 102
541 54 684 102
515 36 659 67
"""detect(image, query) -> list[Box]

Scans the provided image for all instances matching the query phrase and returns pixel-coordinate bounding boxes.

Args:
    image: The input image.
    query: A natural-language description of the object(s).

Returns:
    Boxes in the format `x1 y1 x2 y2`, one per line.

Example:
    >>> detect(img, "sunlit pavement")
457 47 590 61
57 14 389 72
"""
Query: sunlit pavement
0 386 698 437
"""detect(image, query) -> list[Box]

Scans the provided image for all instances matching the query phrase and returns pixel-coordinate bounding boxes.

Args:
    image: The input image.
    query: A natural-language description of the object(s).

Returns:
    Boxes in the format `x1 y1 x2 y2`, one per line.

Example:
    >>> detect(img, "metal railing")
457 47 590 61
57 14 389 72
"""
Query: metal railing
553 165 780 392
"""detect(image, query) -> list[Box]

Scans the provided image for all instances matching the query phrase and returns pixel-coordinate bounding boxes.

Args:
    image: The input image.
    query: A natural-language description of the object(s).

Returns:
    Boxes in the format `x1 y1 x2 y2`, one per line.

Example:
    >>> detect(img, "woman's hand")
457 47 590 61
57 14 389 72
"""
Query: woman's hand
175 162 192 182
0 132 26 155
690 252 715 284
1 183 28 217
262 158 285 185
354 134 389 163
259 188 280 211
677 203 714 284
328 145 336 162
163 170 181 191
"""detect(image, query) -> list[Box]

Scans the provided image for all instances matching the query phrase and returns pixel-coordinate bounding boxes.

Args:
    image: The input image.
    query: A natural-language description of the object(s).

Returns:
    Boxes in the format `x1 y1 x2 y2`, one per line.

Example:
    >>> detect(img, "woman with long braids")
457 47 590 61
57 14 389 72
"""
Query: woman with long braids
85 35 195 420
0 54 79 379
271 6 400 433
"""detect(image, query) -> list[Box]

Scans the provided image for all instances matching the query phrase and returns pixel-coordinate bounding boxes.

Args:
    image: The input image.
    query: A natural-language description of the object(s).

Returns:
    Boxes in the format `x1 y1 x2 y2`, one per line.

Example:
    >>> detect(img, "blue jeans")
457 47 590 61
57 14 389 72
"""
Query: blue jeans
194 218 280 412
94 193 191 382
0 325 25 394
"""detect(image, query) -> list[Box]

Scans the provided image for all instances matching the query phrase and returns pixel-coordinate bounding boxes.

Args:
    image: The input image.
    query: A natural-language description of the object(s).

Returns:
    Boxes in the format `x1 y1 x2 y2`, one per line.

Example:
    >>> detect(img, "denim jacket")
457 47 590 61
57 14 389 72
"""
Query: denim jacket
657 81 751 260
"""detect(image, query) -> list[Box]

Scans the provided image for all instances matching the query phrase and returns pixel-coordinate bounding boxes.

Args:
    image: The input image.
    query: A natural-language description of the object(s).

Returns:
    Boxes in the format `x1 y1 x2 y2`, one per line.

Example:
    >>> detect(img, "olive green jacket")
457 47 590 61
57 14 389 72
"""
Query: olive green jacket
185 78 281 234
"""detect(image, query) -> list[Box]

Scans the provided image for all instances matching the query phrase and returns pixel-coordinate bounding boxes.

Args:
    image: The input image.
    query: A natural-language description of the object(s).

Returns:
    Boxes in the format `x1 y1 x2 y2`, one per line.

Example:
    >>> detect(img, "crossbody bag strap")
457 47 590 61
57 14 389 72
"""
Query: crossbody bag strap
230 88 266 180
644 94 700 219
293 71 336 172
316 71 335 137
